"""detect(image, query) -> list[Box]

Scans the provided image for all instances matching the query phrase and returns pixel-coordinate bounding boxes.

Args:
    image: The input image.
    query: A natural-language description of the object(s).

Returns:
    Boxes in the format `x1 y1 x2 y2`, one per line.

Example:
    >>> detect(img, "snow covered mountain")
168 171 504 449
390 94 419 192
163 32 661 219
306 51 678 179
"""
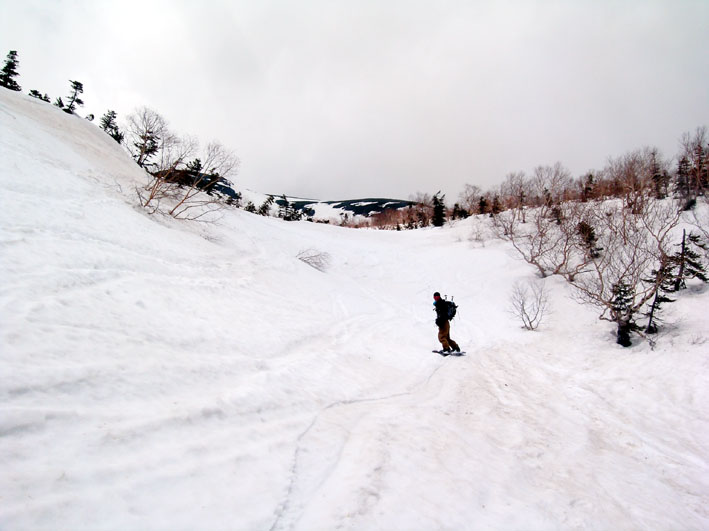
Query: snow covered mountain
1 88 708 530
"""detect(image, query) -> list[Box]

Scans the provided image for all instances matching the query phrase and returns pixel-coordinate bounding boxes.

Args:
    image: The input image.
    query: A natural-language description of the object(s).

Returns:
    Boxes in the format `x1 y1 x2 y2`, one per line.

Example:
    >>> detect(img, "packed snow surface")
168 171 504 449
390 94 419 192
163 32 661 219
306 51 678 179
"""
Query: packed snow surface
1 90 708 530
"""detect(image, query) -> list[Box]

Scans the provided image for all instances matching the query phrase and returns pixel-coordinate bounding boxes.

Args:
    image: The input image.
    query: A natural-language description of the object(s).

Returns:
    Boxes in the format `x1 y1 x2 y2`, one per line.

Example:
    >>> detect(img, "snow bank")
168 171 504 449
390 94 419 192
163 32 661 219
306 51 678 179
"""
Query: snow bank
1 89 708 530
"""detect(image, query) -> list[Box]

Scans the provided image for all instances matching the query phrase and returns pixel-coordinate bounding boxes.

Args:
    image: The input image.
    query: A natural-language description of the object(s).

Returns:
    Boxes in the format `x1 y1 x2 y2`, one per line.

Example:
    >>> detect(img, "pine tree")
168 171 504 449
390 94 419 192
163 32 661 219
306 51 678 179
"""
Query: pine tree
99 110 124 144
643 259 676 334
258 195 274 216
432 192 446 227
64 80 84 113
490 195 501 217
451 203 469 220
186 158 203 173
478 195 488 215
675 156 694 209
650 150 669 199
611 281 638 347
577 221 602 259
0 50 21 91
133 129 159 168
580 173 595 202
279 194 295 220
672 229 708 291
54 97 65 110
28 89 50 102
691 140 708 193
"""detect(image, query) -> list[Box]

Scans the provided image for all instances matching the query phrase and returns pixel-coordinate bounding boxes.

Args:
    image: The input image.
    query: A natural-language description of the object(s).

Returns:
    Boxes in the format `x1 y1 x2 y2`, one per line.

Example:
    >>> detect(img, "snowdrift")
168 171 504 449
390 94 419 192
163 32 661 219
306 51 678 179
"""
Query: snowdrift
1 89 708 530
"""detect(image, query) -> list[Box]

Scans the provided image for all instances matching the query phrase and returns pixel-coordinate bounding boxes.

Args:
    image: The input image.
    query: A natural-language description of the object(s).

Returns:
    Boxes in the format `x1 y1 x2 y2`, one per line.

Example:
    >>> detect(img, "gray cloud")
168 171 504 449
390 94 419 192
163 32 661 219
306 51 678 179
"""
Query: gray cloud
2 0 707 200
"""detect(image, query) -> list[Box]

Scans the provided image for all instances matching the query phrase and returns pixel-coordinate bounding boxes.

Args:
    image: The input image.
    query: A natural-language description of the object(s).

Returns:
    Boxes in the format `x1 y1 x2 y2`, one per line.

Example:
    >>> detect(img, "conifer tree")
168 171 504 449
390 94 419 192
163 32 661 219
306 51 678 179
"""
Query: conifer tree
611 281 638 347
672 229 708 291
186 158 202 173
258 195 274 216
675 156 692 208
279 194 295 220
451 203 469 220
650 150 669 199
580 173 595 202
54 97 65 110
478 195 488 215
28 90 50 102
64 80 84 114
99 110 124 144
0 50 21 91
643 258 676 334
432 192 446 227
490 195 501 217
577 221 602 259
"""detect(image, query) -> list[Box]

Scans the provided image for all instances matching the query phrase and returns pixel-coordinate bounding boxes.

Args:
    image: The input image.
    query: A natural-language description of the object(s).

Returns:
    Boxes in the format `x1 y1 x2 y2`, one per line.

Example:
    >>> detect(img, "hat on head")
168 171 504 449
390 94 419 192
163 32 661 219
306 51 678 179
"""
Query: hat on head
433 292 440 298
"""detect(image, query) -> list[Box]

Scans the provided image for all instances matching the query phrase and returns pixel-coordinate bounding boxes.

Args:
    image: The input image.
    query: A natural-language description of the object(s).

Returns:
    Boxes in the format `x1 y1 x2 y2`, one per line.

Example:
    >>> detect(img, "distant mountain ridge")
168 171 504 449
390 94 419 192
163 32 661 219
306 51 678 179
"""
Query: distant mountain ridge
240 189 415 220
281 197 415 218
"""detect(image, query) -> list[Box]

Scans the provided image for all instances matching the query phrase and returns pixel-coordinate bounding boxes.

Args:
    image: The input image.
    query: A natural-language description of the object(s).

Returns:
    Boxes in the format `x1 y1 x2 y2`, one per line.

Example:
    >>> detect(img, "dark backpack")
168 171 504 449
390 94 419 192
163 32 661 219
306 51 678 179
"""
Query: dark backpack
445 299 458 320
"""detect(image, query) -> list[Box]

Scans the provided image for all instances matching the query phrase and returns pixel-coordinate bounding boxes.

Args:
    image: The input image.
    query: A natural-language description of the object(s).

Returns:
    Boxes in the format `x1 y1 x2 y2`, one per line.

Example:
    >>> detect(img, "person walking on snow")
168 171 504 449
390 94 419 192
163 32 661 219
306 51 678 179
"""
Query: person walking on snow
433 292 460 353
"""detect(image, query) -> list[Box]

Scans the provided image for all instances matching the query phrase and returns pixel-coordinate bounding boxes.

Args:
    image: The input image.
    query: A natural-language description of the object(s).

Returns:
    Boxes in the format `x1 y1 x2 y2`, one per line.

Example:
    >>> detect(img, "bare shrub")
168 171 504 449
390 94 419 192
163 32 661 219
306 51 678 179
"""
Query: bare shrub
297 249 331 272
508 279 550 330
494 202 592 280
135 134 240 221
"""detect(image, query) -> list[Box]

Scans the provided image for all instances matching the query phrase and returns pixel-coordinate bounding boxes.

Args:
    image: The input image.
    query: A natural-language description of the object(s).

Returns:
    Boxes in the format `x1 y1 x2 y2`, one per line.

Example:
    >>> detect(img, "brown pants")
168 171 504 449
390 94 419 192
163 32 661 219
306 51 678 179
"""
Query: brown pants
438 321 459 351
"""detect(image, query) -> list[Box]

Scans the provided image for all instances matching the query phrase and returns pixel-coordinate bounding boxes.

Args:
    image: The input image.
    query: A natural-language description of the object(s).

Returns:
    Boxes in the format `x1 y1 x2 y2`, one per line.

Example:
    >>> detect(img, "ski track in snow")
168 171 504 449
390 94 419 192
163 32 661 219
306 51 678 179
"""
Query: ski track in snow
269 355 448 531
1 89 708 530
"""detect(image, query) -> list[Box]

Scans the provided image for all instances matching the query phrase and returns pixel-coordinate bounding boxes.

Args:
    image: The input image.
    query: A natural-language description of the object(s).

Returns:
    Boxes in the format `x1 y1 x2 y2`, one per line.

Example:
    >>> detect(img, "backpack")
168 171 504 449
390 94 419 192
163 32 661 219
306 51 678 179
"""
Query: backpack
445 299 458 320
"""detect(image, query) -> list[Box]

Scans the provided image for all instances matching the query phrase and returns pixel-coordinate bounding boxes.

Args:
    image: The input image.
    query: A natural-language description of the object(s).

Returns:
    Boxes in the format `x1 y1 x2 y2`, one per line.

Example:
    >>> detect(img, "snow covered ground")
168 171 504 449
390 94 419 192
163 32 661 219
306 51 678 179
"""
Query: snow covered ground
1 89 708 530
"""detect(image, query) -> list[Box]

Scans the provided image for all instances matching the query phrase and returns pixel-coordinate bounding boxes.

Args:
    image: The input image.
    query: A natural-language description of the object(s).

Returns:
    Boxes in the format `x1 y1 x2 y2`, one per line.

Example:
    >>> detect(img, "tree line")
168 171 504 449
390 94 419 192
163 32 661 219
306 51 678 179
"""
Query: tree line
2 50 86 114
2 50 242 220
365 131 708 231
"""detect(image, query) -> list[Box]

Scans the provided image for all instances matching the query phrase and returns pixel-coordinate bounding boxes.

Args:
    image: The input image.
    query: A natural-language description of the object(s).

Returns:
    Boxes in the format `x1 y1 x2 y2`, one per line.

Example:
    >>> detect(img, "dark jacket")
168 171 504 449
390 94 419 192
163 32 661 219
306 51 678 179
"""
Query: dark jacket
434 299 449 327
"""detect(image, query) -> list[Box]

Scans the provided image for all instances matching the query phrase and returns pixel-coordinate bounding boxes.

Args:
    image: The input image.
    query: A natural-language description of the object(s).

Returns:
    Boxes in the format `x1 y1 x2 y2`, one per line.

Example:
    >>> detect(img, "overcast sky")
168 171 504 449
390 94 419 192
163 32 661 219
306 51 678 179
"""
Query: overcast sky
2 0 707 200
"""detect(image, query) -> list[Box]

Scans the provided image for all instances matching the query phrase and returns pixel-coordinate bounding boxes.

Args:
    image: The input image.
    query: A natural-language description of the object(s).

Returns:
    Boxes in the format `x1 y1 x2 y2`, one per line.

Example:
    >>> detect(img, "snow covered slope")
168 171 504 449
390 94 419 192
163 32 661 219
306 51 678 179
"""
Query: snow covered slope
1 89 708 530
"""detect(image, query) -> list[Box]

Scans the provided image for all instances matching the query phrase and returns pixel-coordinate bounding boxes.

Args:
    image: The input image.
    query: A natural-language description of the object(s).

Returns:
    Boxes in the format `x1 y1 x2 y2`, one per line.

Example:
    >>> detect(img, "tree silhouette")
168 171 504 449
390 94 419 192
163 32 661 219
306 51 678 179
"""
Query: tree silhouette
64 80 84 114
0 50 21 91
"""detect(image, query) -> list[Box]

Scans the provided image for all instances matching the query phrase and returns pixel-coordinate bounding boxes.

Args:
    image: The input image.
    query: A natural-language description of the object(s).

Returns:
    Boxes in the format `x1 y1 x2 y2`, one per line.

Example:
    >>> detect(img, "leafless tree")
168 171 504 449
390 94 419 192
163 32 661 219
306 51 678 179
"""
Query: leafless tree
500 171 528 221
679 126 708 199
156 135 198 174
508 279 550 330
200 141 241 178
530 162 573 207
458 184 483 214
603 148 658 214
133 128 240 221
568 199 681 345
494 201 592 280
164 141 240 219
124 107 173 169
408 192 434 227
